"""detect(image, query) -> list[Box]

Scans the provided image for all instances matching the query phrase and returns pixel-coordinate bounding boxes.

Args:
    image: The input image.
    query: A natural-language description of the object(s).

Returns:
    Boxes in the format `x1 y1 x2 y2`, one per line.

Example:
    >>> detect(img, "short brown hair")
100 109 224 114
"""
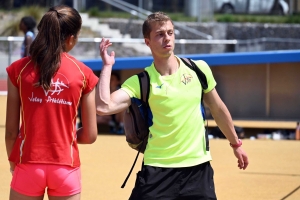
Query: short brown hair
142 11 173 39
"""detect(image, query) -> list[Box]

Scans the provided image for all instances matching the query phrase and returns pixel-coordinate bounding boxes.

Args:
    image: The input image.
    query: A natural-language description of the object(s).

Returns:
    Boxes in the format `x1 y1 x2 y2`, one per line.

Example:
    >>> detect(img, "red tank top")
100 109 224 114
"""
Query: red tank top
6 53 98 167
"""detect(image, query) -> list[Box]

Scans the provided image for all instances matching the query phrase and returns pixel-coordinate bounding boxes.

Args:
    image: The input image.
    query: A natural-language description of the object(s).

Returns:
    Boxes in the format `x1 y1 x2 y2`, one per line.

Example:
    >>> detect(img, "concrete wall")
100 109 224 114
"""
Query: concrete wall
212 62 300 120
104 19 300 54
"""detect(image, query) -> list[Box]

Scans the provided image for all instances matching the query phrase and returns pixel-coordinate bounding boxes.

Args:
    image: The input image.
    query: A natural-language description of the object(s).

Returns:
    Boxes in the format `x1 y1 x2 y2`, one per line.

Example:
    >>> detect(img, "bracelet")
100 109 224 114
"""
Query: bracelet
230 139 242 148
10 168 14 174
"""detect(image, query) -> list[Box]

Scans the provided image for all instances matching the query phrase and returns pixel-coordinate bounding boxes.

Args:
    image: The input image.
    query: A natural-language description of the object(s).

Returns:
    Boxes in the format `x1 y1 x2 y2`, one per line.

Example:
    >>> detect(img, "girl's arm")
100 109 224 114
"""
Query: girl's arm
5 78 21 172
76 88 98 144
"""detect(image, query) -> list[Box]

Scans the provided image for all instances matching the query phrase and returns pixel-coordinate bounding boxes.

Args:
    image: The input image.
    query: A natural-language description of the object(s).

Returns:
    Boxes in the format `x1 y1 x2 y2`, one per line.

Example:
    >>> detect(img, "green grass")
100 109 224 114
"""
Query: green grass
19 6 45 21
214 14 300 23
86 7 300 24
0 6 45 36
166 12 198 22
88 7 136 19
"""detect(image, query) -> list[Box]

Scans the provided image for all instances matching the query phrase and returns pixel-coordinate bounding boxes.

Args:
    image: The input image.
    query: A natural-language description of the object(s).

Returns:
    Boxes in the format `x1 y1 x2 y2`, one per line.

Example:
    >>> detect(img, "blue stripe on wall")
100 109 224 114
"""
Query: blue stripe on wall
82 50 300 71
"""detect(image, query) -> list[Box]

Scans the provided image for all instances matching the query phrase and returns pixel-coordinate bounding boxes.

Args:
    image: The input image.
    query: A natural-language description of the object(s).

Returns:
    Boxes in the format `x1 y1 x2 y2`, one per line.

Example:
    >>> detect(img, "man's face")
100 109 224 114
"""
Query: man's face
145 20 175 58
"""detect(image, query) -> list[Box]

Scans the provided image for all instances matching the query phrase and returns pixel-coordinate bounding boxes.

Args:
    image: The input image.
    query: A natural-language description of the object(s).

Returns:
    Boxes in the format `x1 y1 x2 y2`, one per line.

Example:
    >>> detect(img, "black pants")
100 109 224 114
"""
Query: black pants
129 162 217 200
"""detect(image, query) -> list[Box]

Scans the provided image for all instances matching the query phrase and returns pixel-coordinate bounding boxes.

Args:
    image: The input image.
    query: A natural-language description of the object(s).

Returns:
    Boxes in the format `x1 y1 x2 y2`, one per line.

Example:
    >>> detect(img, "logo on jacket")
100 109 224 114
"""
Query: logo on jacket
43 73 69 96
156 83 164 89
44 73 72 105
181 74 193 85
28 73 72 105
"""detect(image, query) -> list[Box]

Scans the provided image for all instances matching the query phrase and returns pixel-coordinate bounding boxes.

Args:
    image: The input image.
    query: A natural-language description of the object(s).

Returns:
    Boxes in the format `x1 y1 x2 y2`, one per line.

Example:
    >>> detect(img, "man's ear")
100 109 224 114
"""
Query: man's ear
144 38 150 46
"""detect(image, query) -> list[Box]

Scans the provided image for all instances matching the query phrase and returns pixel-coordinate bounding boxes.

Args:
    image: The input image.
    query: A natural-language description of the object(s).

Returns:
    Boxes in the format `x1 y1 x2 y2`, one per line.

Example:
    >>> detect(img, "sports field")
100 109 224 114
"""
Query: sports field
0 95 299 200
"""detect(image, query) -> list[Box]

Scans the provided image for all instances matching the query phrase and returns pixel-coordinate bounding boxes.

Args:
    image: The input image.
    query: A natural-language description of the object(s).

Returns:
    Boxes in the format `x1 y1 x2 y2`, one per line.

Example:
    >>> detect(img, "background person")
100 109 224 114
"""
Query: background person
5 5 98 200
19 16 36 58
96 71 125 134
96 12 249 199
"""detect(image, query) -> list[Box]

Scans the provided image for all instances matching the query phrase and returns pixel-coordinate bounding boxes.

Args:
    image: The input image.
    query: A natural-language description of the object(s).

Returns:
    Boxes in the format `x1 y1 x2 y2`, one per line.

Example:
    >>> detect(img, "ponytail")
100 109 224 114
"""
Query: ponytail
29 5 82 90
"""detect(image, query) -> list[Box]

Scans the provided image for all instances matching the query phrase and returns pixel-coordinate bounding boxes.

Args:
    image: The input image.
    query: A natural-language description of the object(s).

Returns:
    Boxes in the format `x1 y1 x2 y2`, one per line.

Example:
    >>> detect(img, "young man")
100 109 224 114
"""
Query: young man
96 12 249 200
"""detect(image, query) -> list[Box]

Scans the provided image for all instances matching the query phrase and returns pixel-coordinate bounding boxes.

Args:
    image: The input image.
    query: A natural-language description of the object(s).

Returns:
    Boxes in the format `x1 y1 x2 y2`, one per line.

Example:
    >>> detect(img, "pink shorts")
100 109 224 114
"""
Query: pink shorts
11 164 81 197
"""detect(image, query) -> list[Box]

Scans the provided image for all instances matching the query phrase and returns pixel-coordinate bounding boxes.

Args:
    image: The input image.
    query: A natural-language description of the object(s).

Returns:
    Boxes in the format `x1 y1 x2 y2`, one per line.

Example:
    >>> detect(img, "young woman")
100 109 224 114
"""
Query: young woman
5 5 98 200
19 16 36 58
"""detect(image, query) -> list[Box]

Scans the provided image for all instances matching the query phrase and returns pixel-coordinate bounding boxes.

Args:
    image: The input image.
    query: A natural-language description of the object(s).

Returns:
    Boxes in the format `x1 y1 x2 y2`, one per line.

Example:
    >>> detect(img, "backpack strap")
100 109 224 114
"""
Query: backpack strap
138 71 150 105
180 58 208 90
121 70 150 189
180 57 210 151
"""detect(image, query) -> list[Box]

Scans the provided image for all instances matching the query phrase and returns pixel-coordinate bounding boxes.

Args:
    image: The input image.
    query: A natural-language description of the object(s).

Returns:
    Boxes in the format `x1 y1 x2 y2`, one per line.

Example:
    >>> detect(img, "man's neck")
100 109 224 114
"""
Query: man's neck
153 55 179 76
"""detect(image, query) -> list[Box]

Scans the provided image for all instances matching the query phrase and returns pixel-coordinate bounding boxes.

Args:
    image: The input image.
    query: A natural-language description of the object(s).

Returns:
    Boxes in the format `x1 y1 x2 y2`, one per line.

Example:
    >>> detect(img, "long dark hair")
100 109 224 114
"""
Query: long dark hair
29 5 82 90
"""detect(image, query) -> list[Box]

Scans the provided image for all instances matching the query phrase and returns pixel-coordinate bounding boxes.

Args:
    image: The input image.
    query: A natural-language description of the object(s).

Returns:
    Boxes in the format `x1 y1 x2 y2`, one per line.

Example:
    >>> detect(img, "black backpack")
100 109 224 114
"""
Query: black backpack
121 58 209 188
123 71 150 154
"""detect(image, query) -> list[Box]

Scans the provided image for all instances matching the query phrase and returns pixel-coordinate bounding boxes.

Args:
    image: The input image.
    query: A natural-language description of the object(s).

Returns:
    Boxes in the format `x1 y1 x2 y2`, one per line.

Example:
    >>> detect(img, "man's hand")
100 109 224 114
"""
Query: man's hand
233 147 249 170
99 38 115 67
